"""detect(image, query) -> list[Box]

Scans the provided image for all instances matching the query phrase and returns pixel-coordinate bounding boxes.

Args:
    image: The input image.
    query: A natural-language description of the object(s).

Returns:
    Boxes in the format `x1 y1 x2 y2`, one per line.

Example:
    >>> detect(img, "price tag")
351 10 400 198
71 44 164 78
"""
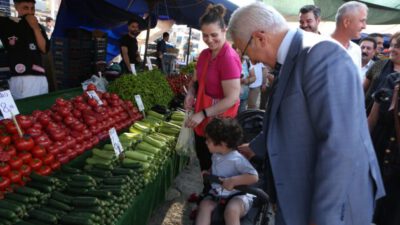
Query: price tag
134 95 145 112
87 90 103 105
109 128 124 157
146 57 153 71
0 90 19 119
130 64 137 75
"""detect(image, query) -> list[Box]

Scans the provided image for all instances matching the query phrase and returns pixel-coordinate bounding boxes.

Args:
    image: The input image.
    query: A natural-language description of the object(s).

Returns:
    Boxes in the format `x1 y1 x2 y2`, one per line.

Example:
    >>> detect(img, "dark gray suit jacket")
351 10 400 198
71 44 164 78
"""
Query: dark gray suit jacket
250 29 385 225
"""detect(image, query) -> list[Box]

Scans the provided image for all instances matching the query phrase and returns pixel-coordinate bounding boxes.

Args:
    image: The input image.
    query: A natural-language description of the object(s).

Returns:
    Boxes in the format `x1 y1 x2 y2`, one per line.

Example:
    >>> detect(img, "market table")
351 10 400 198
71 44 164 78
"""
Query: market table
14 88 189 225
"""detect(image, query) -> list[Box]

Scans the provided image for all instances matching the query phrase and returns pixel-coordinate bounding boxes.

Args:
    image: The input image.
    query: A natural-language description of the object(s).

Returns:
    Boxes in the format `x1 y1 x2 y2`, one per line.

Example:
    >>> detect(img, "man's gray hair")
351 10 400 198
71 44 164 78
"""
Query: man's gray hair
228 2 288 43
335 1 368 24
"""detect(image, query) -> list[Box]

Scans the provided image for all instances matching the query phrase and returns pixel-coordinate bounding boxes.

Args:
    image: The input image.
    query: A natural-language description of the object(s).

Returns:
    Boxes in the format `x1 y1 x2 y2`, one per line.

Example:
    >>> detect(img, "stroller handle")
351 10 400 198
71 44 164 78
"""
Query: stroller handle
203 174 270 204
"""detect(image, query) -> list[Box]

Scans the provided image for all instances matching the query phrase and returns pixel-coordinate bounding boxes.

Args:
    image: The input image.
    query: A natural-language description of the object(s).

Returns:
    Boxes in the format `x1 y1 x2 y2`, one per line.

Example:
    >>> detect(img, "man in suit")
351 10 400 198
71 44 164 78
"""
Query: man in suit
228 2 385 225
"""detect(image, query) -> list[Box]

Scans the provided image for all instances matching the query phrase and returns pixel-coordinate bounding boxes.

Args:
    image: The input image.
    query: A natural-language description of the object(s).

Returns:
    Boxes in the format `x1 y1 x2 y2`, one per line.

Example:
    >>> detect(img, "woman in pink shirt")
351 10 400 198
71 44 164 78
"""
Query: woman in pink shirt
184 4 241 172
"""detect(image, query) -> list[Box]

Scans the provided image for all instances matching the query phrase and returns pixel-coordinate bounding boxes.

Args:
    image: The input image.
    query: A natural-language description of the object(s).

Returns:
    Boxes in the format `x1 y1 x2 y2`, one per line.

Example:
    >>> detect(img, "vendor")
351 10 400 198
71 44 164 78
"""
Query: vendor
156 32 169 73
0 0 49 99
119 18 142 74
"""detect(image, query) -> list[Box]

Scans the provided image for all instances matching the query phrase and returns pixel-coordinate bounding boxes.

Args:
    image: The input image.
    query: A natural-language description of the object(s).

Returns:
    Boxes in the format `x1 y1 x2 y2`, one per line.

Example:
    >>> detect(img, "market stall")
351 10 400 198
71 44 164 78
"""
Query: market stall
0 70 191 225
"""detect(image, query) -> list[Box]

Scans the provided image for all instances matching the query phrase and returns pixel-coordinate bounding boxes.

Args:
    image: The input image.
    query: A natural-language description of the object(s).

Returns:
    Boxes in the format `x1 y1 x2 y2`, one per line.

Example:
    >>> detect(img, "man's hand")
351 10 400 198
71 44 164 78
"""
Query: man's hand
184 94 195 110
238 143 255 159
25 15 41 31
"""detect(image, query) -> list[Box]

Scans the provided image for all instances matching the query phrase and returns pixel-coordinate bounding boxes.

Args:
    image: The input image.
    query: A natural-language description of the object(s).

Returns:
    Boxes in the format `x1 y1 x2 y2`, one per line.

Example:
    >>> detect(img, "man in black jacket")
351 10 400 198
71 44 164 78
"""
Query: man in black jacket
0 0 49 99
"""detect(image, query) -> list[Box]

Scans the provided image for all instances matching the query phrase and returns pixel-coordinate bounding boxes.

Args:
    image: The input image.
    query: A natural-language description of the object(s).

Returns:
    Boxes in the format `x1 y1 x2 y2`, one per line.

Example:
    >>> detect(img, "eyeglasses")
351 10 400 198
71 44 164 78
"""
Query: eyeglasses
241 36 253 58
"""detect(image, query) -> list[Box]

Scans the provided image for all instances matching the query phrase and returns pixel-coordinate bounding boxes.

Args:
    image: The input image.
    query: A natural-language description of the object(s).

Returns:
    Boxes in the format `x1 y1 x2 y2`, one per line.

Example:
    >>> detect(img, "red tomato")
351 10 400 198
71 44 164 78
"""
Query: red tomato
0 163 10 176
8 170 22 184
16 115 33 129
71 121 85 132
34 135 52 149
0 176 11 191
32 123 43 130
84 115 97 126
47 145 60 155
50 161 61 170
29 158 43 171
65 149 77 160
19 164 31 177
9 157 23 170
5 123 18 135
42 154 55 165
3 146 16 158
26 127 42 138
0 135 11 146
55 98 67 107
31 146 46 158
56 154 69 164
49 129 66 142
36 165 51 176
87 98 98 107
53 141 68 152
38 114 51 127
86 83 97 91
72 109 82 118
14 136 35 151
74 144 85 155
18 152 32 164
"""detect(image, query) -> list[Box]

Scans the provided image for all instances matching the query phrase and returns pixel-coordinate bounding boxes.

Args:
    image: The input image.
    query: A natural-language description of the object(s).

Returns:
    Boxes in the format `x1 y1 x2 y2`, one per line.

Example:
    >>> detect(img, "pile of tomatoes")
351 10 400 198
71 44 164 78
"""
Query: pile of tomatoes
166 74 192 95
0 84 142 193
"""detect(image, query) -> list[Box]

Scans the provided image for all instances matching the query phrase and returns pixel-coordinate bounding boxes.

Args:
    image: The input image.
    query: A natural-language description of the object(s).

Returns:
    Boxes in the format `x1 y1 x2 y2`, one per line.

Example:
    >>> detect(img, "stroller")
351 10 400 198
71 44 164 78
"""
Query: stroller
201 174 270 225
193 109 271 225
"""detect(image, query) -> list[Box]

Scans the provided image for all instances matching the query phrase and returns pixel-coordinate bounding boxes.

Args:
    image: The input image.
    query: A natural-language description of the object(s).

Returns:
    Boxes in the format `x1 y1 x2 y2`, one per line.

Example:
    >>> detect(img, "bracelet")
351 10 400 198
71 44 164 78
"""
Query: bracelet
202 109 208 118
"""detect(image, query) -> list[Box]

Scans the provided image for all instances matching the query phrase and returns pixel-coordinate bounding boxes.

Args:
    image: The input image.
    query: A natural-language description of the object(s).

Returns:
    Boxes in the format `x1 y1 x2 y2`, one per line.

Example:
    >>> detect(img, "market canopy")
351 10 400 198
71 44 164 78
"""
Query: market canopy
52 0 238 62
263 0 400 24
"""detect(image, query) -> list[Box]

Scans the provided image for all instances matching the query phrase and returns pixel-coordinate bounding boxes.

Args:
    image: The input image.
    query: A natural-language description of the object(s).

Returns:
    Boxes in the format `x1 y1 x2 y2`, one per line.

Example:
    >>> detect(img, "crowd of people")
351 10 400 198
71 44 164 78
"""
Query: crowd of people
184 1 399 225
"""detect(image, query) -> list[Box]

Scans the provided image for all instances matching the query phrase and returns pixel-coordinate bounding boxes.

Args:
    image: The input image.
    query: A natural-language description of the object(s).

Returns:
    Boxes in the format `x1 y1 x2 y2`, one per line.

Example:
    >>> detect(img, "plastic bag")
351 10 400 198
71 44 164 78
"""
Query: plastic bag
175 111 196 156
82 74 109 92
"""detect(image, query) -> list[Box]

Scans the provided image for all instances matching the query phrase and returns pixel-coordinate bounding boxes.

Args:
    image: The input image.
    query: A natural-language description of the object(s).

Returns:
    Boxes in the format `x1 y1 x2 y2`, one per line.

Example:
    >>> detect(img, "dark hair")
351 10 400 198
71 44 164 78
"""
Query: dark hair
390 32 400 48
369 33 384 39
128 18 139 26
299 5 321 19
199 4 226 29
45 17 53 22
163 32 169 38
205 118 243 149
14 0 35 3
360 37 377 49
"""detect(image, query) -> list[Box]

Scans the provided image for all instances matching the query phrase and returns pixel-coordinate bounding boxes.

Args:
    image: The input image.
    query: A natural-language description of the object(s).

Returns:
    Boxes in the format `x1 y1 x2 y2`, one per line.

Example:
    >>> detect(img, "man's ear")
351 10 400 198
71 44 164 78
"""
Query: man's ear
253 30 268 48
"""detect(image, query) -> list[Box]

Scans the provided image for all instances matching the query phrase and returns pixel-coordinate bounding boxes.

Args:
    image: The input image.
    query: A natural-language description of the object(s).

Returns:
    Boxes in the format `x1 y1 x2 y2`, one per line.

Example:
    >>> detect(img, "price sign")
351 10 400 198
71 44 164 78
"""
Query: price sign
109 128 124 157
146 57 153 71
0 90 19 119
87 90 103 105
134 95 145 112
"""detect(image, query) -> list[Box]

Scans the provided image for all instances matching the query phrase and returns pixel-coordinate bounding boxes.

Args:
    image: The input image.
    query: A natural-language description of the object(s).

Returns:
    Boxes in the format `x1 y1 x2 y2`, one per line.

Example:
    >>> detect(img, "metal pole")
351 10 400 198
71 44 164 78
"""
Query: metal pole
142 13 152 69
186 27 192 65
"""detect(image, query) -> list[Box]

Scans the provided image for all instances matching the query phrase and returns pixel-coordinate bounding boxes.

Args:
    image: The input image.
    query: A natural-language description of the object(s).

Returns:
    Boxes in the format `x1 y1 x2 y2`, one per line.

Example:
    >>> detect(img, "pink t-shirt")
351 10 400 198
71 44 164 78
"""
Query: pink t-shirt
196 42 241 99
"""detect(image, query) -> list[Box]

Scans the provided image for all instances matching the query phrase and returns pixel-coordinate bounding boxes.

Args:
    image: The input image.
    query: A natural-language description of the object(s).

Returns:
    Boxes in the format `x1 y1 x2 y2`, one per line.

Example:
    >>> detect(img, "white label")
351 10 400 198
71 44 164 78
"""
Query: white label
130 64 137 75
87 90 103 105
109 128 124 157
134 95 145 112
0 90 19 119
146 57 153 71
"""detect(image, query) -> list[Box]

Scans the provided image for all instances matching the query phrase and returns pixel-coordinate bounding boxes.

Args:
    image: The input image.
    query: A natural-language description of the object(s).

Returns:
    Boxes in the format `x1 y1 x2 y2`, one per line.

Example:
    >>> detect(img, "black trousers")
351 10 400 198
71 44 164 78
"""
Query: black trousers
194 134 212 171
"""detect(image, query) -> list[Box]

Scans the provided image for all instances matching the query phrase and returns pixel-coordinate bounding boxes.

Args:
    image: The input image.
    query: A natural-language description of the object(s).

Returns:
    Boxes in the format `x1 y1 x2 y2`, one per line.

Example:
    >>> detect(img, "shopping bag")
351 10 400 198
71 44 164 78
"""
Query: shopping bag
176 111 196 156
82 74 109 92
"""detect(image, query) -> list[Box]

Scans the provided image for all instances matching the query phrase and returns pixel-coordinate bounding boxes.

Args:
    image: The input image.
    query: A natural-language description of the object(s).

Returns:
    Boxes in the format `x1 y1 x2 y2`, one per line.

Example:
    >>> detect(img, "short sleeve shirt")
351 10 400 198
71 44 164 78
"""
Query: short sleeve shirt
196 42 241 99
119 34 139 64
0 16 49 76
211 150 258 197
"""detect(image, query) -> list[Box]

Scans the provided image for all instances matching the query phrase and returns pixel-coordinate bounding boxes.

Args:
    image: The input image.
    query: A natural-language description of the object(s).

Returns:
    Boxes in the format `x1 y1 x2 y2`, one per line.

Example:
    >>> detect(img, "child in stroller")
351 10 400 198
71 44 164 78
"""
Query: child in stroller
194 118 261 225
